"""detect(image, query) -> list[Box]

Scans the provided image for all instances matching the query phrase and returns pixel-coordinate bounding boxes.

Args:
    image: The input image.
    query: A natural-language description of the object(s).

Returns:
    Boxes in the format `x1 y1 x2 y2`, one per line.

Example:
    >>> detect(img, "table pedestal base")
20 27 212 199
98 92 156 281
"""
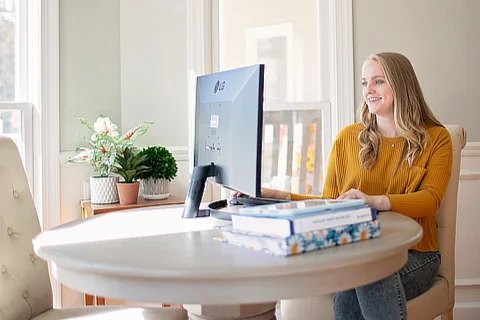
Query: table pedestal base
183 302 276 320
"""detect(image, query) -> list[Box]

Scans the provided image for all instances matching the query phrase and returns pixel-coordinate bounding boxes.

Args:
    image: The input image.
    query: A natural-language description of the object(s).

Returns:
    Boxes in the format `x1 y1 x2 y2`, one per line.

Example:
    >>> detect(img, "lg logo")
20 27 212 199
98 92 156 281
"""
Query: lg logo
214 80 226 94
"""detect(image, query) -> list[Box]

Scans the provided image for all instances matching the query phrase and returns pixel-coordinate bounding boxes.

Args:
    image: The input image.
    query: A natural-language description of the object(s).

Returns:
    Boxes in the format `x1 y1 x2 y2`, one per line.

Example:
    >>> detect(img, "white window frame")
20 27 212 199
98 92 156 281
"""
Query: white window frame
39 0 61 308
264 100 332 191
187 0 354 195
0 102 33 186
1 0 61 306
39 0 60 232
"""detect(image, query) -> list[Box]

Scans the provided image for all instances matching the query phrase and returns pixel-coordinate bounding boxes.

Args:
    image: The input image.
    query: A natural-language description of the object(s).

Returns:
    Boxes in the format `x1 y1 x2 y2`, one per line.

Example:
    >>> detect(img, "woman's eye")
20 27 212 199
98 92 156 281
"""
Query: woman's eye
361 81 367 87
375 79 384 85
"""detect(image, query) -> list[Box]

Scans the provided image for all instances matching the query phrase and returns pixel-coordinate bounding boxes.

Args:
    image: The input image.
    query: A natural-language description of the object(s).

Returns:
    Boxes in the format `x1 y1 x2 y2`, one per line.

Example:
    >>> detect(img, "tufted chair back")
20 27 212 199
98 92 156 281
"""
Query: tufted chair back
435 125 467 307
406 124 467 319
0 137 53 320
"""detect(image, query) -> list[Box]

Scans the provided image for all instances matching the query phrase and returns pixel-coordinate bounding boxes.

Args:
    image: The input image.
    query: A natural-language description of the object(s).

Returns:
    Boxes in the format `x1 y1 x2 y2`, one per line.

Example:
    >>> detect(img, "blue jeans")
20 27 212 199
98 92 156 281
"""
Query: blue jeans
333 250 441 320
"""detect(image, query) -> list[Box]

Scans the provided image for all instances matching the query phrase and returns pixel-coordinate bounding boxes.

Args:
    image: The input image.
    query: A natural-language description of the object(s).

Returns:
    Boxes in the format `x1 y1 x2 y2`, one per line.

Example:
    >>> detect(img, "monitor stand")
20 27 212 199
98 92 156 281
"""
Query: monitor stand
182 164 216 219
182 163 244 220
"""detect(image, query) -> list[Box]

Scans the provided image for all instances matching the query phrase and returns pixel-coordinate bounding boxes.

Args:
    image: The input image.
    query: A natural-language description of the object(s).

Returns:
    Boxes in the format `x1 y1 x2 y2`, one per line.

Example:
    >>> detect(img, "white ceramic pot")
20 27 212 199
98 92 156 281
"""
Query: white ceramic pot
90 176 120 204
141 178 170 200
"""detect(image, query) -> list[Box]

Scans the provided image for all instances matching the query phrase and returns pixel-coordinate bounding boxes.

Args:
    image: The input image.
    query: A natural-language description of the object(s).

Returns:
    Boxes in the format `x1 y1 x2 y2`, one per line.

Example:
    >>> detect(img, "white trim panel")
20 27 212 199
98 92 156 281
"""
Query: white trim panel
460 142 480 180
41 0 61 308
459 170 480 180
456 278 480 287
462 142 480 157
327 0 354 135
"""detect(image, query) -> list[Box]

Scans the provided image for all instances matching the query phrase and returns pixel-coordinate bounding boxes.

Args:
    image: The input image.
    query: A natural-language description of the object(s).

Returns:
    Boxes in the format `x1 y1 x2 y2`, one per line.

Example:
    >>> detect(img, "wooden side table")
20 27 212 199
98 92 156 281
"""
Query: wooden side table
80 195 185 306
81 195 185 218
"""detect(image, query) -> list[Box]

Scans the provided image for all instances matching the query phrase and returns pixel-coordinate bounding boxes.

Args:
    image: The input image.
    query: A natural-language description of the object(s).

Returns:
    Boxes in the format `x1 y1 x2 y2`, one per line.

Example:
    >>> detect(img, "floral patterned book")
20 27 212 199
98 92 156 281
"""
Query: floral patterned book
215 220 381 257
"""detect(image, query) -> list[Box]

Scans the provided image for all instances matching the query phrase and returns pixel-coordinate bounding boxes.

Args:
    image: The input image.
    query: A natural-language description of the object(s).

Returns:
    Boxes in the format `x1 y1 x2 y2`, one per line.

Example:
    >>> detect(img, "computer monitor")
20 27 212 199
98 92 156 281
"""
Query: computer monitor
182 64 265 219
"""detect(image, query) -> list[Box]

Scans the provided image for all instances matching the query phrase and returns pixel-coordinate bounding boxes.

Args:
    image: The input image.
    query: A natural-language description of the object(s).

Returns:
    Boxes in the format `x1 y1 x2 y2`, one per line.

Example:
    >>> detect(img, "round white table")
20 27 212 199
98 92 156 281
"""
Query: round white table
34 205 422 320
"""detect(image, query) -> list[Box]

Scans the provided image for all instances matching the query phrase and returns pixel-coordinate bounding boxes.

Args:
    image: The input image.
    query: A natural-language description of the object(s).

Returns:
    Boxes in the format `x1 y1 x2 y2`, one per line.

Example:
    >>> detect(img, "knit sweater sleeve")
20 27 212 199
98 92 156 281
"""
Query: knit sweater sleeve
387 128 453 218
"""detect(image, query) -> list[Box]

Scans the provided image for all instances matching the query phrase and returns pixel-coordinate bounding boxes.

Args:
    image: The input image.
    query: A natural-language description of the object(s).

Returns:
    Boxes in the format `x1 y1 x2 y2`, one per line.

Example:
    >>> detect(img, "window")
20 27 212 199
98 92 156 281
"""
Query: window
0 0 16 101
0 0 39 193
0 103 33 185
195 0 354 195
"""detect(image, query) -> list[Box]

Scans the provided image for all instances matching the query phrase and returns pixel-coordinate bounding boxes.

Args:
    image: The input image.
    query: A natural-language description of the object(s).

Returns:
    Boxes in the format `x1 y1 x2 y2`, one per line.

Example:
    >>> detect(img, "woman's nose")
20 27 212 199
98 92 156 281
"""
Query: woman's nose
366 83 375 94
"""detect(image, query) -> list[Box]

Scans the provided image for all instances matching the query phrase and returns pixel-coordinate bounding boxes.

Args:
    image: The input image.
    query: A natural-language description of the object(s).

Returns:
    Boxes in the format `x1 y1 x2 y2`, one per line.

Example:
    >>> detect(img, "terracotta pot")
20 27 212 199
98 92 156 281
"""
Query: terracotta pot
116 181 140 205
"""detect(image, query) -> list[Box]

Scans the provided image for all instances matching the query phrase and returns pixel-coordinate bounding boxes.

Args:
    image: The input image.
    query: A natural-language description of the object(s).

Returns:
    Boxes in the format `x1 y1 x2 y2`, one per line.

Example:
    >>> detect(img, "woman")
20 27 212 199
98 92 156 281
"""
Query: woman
262 52 452 319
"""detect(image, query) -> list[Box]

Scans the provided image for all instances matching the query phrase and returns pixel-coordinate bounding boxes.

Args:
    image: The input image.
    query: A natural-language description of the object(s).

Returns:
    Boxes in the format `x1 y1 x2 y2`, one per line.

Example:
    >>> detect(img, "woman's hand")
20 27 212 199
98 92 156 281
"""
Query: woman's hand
261 187 291 200
231 188 291 200
338 188 371 203
338 188 391 211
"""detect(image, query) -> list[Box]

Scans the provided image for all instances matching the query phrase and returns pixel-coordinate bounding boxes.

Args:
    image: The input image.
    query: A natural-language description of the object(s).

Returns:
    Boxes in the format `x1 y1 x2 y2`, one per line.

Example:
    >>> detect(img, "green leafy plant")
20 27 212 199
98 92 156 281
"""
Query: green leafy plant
112 147 151 183
67 115 153 177
137 146 178 182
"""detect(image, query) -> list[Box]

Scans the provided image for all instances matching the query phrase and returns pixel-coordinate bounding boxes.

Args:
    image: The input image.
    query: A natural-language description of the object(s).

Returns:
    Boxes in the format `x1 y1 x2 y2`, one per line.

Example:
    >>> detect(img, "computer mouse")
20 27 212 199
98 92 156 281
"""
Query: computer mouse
229 196 242 206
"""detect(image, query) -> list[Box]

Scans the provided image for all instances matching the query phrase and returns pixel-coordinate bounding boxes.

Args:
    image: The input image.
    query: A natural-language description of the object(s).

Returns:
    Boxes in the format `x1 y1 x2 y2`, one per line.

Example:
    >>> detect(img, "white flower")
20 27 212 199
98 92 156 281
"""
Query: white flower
354 223 372 240
305 242 318 252
338 233 352 245
323 238 336 248
287 235 305 254
93 117 119 138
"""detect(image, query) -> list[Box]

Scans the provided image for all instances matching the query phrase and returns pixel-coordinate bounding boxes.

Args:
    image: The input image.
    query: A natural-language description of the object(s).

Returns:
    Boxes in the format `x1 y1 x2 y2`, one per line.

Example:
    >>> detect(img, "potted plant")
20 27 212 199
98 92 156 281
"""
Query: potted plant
113 147 151 205
67 114 153 204
137 146 178 199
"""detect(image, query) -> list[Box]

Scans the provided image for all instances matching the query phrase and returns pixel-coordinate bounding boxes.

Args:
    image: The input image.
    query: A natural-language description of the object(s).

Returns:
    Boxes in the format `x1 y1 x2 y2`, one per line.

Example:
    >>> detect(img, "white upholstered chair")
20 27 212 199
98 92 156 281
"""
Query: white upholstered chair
0 136 188 320
281 124 467 320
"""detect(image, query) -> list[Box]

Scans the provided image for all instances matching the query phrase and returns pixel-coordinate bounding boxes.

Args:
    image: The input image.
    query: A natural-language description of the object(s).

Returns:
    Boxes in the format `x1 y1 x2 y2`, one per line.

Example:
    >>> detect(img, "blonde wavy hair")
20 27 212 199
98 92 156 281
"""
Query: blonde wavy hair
358 52 443 170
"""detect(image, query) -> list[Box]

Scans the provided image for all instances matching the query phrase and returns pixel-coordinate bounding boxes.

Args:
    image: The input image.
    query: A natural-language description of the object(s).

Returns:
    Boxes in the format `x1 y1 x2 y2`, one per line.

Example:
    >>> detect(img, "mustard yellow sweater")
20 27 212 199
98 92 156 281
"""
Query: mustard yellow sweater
291 122 453 252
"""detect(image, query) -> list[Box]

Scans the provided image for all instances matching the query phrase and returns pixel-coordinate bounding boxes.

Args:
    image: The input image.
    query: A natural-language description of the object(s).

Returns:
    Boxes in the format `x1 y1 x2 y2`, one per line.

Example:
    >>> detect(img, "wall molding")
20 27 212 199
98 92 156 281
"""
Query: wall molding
460 141 480 180
455 302 480 309
460 170 480 180
461 142 480 157
456 278 480 287
60 147 190 167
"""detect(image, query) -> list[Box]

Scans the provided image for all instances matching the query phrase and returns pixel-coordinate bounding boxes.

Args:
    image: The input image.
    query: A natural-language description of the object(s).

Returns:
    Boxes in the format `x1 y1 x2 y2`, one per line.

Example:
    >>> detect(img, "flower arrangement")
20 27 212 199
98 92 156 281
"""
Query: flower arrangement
67 115 153 177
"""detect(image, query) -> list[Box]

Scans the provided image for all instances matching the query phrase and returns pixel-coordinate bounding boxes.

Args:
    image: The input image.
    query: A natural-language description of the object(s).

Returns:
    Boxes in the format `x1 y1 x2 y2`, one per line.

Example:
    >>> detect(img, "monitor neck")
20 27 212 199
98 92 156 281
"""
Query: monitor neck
182 163 216 218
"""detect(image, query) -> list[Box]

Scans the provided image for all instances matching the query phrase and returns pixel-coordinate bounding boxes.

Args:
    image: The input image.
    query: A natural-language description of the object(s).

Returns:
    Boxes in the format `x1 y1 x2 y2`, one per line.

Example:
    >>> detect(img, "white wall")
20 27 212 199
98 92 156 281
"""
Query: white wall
353 0 480 141
119 0 189 147
59 0 121 151
59 0 192 220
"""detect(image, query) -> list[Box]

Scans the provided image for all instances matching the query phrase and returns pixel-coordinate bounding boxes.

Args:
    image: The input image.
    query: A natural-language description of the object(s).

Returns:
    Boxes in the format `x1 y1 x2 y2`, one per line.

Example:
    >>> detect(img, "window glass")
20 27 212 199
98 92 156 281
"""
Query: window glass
0 0 16 101
0 109 24 160
218 0 325 195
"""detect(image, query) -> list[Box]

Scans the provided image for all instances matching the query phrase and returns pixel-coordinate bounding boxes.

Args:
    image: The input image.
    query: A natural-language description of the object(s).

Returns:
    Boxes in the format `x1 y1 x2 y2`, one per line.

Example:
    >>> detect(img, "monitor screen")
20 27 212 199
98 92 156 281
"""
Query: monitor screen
182 64 265 218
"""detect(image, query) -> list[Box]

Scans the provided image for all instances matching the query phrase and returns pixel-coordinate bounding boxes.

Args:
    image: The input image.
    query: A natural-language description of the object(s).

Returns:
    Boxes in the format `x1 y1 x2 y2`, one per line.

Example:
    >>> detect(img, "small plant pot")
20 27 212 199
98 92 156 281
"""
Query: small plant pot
117 181 140 205
90 176 119 204
141 178 170 200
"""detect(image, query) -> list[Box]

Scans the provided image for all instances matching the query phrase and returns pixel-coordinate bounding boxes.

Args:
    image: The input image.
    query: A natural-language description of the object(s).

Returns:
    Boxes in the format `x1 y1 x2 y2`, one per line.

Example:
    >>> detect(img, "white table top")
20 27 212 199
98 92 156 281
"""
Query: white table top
34 206 422 305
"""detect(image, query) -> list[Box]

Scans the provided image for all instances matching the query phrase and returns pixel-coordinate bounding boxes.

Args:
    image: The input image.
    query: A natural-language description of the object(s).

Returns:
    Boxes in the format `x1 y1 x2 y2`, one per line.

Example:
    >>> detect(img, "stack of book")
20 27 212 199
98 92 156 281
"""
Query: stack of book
216 199 381 257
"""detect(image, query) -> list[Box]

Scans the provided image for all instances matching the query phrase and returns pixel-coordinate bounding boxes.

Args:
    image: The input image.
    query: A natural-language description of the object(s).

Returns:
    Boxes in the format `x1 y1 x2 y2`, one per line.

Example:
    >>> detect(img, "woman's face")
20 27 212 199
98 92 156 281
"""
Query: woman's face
362 59 394 118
